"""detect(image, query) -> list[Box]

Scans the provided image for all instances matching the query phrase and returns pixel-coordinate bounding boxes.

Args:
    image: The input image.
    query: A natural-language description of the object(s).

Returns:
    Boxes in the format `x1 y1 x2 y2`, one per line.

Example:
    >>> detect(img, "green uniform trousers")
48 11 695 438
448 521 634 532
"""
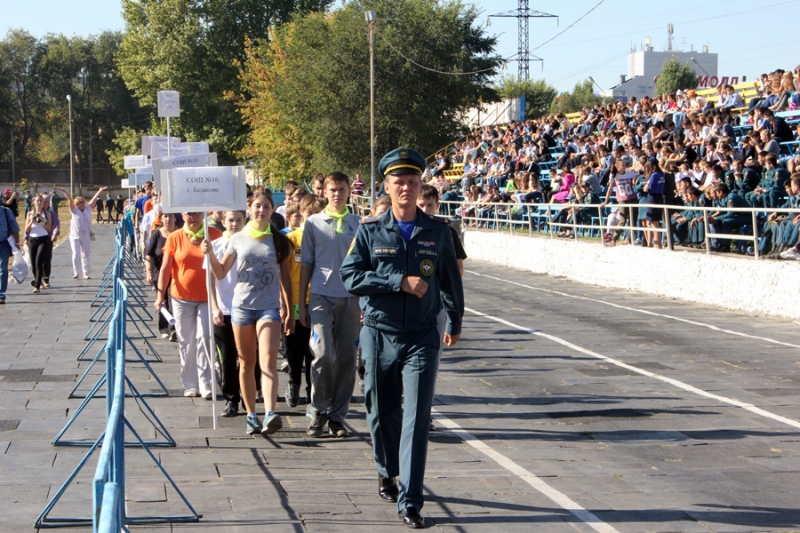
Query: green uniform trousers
361 325 440 513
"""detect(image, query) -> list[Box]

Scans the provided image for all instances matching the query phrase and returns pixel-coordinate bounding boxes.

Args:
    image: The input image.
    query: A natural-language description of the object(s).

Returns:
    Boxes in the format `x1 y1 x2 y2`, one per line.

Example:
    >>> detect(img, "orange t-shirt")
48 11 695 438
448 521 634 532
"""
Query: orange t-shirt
165 227 222 301
143 198 154 214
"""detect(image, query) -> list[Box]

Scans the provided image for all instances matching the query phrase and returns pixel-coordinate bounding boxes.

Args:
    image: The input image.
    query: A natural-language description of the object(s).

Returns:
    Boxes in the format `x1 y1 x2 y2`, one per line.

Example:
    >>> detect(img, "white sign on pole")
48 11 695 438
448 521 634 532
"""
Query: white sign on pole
121 178 130 188
124 155 148 169
141 136 180 157
133 165 153 176
158 91 181 118
151 153 218 191
150 141 190 159
128 173 151 187
161 166 247 214
185 142 209 154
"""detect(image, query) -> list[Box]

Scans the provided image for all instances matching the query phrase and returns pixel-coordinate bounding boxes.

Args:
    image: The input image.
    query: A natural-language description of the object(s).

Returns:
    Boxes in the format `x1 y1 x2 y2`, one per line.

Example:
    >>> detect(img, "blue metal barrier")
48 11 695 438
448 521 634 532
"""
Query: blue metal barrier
35 219 201 529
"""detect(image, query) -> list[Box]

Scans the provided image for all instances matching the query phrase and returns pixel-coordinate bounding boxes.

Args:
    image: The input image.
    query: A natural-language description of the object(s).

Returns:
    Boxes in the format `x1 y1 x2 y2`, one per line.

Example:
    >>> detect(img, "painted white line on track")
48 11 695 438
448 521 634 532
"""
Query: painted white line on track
463 306 800 430
465 270 800 350
431 409 620 533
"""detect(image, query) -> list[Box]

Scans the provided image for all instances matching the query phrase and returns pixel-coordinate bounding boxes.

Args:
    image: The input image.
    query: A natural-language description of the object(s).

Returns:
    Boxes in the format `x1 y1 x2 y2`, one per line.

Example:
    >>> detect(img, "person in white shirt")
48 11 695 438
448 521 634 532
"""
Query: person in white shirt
209 210 246 417
56 186 107 279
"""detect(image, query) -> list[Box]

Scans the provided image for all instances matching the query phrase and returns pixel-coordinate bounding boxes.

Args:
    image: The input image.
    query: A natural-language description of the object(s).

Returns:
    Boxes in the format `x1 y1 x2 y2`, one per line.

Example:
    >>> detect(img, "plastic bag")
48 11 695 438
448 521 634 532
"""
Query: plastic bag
9 240 28 284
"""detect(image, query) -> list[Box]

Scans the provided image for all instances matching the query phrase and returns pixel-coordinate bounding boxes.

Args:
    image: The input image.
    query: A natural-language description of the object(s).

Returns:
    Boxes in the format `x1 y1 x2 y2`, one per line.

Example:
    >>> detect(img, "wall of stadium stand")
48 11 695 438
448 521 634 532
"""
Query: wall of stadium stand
463 230 800 321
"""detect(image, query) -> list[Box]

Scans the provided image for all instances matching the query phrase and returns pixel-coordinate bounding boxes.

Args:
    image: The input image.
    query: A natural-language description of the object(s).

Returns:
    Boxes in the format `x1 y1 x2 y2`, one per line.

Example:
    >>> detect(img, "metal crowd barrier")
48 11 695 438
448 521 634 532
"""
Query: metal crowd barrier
35 219 201 531
439 199 800 261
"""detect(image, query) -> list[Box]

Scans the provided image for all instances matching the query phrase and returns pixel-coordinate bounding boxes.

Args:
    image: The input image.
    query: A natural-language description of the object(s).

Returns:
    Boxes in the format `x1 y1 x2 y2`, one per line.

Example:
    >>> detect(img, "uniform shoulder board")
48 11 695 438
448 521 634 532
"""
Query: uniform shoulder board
361 216 381 224
430 215 450 225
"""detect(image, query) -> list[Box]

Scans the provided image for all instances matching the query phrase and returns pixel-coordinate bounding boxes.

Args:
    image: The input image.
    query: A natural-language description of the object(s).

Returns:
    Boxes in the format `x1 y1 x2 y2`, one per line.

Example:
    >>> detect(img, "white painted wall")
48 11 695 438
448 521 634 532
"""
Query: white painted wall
463 231 800 320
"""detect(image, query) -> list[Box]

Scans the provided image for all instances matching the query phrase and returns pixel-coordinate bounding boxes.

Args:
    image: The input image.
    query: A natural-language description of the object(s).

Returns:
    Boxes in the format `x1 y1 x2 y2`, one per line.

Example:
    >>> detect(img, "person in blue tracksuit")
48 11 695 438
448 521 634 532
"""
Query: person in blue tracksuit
340 147 464 529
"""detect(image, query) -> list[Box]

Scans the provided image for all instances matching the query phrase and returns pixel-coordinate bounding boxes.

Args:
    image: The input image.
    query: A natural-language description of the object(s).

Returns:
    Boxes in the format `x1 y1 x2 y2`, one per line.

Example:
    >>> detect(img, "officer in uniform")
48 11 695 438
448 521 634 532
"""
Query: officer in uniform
340 148 464 529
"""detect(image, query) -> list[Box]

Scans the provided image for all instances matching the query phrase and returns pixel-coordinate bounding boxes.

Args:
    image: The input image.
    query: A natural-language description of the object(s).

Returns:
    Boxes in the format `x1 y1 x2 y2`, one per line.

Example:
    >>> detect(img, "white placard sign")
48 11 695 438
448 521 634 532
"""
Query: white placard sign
124 155 147 169
150 141 191 159
158 91 181 118
141 136 180 157
185 142 209 154
162 166 247 213
128 173 151 187
121 178 130 188
151 153 218 191
133 165 152 176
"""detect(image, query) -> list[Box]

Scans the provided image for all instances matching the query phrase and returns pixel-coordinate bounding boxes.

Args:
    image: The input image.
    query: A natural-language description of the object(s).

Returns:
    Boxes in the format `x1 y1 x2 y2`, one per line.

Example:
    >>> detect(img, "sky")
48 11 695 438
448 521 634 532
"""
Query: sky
2 0 799 93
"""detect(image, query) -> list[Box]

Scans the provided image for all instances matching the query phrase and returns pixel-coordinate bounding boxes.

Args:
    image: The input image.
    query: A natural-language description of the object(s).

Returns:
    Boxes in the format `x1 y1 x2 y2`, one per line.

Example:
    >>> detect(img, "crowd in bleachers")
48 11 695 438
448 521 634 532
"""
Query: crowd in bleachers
422 66 800 259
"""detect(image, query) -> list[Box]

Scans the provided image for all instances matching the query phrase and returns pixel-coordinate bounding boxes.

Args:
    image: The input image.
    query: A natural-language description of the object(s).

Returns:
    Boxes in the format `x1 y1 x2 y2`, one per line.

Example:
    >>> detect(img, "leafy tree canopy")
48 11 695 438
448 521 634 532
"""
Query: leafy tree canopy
549 79 614 115
494 75 557 119
655 56 699 97
116 0 330 165
237 0 502 180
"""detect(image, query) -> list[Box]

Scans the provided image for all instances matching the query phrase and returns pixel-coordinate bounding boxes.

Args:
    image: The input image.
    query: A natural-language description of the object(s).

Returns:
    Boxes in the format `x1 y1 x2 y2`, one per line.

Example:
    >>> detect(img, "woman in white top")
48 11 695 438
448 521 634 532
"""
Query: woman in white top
56 186 107 279
24 194 53 293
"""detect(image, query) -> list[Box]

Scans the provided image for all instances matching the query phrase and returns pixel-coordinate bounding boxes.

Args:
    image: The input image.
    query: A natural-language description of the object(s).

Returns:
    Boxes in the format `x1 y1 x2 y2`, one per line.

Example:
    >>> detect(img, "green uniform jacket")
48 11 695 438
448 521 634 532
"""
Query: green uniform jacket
340 208 464 336
719 192 751 222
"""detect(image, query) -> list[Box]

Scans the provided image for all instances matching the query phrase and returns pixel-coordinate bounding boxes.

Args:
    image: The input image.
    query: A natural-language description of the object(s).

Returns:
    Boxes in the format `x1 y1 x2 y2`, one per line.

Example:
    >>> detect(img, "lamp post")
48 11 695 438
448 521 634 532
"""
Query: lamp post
365 10 377 204
66 95 74 196
89 118 93 186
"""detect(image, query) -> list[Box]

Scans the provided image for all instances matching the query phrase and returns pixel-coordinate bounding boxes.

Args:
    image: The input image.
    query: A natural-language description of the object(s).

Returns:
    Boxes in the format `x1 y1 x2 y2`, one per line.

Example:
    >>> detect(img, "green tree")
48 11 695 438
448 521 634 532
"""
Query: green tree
654 56 698 97
239 0 501 176
0 29 47 163
116 0 330 165
549 79 613 115
494 75 557 119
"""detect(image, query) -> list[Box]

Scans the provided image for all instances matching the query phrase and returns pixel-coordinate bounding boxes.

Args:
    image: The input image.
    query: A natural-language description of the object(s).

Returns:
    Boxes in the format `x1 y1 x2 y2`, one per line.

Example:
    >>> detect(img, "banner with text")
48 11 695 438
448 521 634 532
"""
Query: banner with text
162 166 247 213
151 153 218 191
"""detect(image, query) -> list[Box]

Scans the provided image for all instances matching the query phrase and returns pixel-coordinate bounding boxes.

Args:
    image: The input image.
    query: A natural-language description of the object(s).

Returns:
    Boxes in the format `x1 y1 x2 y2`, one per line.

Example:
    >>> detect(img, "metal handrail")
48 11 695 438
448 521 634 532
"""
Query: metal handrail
348 194 800 260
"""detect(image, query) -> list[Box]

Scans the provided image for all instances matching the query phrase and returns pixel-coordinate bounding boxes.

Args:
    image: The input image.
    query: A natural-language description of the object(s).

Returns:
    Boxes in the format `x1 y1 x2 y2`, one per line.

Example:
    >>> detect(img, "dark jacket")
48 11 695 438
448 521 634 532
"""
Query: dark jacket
340 207 464 336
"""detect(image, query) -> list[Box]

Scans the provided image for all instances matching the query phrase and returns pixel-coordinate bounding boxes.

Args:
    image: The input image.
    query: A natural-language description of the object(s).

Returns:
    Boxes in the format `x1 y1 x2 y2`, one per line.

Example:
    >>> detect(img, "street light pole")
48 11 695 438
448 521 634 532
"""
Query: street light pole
9 123 15 188
89 118 93 186
365 10 377 204
67 95 74 196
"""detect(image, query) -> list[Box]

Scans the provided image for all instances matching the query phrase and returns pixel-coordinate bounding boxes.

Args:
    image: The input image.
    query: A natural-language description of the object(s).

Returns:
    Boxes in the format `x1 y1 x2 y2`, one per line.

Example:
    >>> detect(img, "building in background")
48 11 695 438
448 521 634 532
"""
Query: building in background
608 26 743 102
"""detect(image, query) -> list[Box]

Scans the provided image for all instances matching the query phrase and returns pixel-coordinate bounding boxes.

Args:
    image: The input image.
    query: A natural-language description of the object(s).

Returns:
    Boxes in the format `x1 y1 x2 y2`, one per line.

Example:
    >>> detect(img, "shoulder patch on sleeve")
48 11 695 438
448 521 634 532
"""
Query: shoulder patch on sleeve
361 216 381 225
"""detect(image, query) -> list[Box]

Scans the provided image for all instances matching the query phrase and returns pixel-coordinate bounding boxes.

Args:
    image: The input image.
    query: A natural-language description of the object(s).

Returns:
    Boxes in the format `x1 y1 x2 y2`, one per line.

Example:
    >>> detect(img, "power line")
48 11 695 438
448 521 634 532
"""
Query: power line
530 0 608 53
378 32 505 76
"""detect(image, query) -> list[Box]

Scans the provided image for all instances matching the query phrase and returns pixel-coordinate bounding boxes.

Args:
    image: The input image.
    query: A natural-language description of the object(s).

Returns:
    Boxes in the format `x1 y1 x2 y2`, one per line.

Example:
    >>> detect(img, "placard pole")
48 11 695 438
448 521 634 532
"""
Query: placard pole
167 117 171 157
204 213 218 430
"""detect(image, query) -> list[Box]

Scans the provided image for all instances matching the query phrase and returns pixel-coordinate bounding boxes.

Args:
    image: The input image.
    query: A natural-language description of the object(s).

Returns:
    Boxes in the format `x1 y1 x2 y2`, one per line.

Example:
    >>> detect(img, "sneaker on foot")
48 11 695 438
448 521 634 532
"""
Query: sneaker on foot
184 389 198 397
246 415 262 435
42 279 50 288
32 288 39 294
780 248 800 260
221 401 238 417
307 411 328 437
83 275 91 280
202 391 213 401
169 332 178 342
72 274 79 279
328 420 348 438
262 412 283 436
285 382 299 408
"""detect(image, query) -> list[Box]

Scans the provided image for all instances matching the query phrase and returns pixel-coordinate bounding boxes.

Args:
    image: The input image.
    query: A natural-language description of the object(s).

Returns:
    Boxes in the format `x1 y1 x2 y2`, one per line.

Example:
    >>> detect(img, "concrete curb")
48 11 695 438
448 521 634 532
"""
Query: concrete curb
464 230 800 320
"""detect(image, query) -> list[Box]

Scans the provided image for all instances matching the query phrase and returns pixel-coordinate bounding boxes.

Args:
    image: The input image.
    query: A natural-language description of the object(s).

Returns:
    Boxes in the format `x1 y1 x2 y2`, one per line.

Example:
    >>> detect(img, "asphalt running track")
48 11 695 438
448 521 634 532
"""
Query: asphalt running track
2 224 800 532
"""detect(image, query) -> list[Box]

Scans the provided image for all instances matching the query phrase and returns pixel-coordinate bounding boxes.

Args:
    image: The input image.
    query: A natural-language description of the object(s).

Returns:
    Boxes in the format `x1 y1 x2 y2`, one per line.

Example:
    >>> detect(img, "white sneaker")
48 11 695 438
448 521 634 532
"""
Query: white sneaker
184 389 198 397
779 248 800 260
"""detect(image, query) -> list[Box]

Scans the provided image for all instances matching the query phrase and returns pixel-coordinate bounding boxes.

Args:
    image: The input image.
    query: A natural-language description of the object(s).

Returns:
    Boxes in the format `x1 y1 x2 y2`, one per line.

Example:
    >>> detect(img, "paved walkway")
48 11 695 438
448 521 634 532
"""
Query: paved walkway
3 223 800 532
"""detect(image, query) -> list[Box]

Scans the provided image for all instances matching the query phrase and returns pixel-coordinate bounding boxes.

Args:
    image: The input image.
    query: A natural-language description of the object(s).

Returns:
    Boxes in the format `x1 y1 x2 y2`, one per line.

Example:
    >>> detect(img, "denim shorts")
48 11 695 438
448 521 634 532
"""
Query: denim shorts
231 307 281 326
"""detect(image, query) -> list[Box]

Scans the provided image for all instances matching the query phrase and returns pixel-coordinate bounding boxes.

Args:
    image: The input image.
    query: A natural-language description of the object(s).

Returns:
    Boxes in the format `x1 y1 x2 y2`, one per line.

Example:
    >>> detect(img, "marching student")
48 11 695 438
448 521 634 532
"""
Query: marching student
299 172 361 438
284 195 325 407
155 211 221 399
208 210 247 417
203 192 294 436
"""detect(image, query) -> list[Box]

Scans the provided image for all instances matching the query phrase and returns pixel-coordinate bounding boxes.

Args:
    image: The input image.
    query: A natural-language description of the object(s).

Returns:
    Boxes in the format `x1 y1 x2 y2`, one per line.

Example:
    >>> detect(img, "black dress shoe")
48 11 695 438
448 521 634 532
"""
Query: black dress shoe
399 507 424 529
378 474 398 502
